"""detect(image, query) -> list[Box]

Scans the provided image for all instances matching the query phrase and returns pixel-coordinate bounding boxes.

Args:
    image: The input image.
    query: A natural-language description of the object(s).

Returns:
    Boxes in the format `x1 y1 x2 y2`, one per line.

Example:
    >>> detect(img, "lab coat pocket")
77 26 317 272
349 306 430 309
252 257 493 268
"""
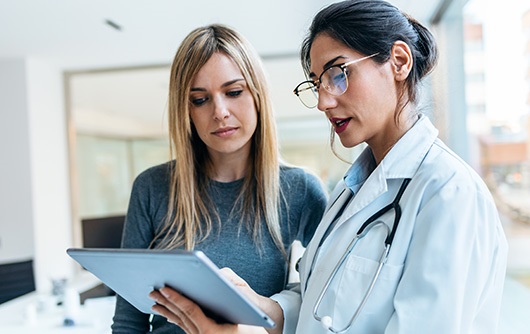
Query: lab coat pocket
331 255 404 332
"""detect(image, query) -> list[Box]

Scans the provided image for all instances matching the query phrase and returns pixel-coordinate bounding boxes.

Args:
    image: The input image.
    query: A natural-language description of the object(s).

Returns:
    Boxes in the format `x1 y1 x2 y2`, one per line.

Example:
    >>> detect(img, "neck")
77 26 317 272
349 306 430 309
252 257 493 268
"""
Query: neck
207 152 250 183
372 112 418 164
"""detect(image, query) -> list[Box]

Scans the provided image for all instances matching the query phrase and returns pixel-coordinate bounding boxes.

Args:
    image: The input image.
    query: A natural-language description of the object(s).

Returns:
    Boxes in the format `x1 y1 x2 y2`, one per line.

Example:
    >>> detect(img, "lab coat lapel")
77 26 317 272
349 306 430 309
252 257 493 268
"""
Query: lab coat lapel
338 169 388 224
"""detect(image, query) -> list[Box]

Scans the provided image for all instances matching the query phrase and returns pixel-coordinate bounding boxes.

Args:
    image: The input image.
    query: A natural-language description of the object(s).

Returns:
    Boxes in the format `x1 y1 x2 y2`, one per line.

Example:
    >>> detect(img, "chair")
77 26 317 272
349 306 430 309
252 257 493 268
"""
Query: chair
82 215 125 249
0 259 35 304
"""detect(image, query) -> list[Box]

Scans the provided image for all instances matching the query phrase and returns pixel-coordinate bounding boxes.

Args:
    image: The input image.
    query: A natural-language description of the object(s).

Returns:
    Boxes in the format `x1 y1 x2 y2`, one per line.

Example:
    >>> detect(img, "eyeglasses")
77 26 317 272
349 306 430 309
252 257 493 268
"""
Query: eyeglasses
293 53 379 109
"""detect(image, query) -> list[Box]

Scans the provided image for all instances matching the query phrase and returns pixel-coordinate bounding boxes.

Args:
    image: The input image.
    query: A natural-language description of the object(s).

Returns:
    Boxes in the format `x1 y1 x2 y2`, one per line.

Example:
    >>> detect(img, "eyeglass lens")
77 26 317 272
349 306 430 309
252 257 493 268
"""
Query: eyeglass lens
295 82 318 108
295 66 349 109
325 68 348 95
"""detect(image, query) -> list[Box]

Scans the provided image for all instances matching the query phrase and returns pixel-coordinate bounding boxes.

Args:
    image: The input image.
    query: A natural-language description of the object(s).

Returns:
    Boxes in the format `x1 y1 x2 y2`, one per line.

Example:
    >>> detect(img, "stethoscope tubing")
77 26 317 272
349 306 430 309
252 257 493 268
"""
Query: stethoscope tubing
311 178 412 333
313 222 391 333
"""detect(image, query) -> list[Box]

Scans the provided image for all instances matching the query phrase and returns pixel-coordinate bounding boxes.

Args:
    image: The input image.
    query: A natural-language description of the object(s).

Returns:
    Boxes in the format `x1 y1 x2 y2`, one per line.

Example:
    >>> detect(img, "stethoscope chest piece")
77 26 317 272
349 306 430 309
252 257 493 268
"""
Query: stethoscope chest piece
321 315 333 330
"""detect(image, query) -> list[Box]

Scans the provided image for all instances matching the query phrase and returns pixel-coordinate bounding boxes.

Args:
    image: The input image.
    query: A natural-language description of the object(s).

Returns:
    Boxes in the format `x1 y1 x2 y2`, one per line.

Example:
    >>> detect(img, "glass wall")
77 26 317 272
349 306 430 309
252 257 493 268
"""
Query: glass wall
69 57 361 222
460 0 530 290
75 135 168 218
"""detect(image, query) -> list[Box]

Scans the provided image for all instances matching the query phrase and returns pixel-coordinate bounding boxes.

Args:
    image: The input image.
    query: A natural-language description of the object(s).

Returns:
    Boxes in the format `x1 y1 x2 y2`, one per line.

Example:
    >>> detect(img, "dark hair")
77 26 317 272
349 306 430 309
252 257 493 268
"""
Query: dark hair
301 0 438 106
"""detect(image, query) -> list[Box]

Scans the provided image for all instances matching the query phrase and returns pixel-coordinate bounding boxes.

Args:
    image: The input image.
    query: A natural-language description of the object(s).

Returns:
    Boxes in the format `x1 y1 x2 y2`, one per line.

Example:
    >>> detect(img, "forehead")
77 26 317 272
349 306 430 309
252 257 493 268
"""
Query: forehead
309 34 361 73
192 52 243 86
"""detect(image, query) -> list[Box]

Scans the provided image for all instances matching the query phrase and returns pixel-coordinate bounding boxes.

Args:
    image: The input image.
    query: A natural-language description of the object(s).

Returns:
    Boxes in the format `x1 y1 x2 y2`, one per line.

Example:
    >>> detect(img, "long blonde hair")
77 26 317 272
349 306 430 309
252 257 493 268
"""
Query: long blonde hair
152 24 283 256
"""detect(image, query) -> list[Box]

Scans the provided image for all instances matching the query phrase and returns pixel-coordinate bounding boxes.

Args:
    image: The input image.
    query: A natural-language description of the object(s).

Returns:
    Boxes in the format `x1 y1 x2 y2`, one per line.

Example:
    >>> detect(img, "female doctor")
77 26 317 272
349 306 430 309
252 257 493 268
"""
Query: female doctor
149 1 509 333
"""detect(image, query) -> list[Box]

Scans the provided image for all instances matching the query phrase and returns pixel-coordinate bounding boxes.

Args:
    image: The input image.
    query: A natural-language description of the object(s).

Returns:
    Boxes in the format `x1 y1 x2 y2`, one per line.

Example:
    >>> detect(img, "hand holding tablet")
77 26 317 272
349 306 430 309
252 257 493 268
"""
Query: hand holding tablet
67 248 275 328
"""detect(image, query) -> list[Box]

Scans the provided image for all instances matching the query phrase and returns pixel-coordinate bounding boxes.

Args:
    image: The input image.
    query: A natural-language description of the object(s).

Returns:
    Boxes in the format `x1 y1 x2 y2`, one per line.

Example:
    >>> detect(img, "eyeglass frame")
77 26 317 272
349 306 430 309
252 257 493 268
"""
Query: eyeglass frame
293 52 380 108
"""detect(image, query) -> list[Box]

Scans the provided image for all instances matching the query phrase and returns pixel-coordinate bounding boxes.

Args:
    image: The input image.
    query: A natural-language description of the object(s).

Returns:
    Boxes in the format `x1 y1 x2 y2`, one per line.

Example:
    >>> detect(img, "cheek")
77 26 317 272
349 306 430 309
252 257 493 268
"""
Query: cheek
239 97 259 129
354 72 397 111
189 112 209 138
247 110 258 130
371 66 399 103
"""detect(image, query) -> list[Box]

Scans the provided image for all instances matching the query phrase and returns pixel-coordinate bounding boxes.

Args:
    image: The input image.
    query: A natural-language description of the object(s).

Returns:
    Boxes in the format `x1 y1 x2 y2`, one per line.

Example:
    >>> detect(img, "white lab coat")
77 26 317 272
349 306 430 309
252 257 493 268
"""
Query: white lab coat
272 115 508 334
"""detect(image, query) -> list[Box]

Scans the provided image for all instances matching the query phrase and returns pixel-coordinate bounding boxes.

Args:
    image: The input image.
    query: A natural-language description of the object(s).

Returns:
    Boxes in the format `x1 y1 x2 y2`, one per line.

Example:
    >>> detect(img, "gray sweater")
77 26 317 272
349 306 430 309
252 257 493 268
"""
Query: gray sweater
111 163 328 333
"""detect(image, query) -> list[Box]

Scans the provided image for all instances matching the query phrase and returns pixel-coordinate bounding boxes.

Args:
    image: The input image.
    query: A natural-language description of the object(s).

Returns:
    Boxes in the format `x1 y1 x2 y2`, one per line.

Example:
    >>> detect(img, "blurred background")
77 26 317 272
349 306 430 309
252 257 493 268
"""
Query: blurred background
1 0 530 332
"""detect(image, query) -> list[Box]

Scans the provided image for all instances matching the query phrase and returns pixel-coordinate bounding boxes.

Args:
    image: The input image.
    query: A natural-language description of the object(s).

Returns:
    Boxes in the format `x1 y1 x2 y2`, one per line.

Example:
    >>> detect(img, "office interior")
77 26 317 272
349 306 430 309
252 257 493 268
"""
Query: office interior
1 0 530 332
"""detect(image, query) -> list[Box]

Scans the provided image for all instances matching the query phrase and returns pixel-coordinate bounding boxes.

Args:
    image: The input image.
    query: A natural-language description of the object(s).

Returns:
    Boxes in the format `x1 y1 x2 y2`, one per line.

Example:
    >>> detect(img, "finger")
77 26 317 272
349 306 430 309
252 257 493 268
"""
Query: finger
158 287 208 325
220 267 250 288
158 287 242 333
159 287 219 332
149 289 198 333
219 268 263 308
151 303 186 328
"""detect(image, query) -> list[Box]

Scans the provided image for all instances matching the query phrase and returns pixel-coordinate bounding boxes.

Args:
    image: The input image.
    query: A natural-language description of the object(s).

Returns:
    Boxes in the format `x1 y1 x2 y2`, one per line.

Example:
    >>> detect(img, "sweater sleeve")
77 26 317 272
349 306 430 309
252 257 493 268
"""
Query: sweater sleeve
111 295 150 333
297 171 328 247
111 171 156 333
120 171 157 249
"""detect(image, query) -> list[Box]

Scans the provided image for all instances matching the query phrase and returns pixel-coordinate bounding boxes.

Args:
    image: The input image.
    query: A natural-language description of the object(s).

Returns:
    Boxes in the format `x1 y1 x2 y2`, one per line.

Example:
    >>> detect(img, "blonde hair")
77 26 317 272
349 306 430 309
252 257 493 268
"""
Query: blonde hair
151 24 283 256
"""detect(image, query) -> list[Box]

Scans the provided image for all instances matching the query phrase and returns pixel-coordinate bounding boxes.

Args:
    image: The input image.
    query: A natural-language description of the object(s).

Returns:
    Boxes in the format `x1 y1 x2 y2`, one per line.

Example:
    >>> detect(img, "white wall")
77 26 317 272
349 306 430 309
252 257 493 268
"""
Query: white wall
26 59 75 292
0 59 35 264
0 58 75 292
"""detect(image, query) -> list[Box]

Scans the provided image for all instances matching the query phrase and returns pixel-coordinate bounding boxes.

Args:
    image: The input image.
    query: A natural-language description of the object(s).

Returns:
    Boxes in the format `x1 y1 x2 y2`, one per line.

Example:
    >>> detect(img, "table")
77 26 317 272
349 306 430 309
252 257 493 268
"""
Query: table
0 271 115 334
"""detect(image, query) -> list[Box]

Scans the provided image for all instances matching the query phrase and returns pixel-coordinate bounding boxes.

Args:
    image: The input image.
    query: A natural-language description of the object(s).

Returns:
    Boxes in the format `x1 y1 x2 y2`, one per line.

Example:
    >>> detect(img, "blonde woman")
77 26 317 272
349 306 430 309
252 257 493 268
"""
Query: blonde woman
111 24 328 333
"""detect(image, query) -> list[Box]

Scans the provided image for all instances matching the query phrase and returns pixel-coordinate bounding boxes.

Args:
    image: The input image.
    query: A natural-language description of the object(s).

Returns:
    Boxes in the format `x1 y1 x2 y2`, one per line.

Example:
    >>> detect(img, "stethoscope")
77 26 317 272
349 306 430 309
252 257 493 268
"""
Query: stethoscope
310 178 412 333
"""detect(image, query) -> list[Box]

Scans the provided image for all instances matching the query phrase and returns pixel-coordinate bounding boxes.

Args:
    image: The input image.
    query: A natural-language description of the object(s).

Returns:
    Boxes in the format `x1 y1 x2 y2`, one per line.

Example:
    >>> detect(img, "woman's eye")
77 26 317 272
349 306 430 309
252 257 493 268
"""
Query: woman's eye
191 97 208 106
227 90 243 97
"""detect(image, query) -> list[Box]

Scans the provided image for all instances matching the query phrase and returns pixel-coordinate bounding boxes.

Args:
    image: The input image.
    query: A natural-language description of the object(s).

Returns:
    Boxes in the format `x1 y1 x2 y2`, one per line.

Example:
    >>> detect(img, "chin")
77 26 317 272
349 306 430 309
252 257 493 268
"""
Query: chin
337 136 359 149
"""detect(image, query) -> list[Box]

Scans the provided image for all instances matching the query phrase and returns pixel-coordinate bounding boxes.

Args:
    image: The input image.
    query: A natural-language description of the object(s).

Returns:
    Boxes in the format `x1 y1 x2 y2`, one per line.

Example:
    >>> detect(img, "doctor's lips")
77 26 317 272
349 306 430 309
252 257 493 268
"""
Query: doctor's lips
330 117 352 134
211 126 238 137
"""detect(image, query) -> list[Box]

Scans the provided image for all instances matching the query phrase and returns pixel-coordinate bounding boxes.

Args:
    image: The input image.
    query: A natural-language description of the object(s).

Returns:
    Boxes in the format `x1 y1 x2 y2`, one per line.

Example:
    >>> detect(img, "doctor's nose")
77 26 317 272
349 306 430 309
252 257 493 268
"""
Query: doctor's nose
317 89 338 112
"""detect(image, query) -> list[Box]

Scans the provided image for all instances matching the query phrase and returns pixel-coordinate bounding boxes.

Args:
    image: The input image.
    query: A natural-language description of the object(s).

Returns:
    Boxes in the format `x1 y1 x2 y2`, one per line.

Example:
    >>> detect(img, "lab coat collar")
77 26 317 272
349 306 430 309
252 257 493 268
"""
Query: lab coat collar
344 114 438 190
339 114 438 218
379 114 438 180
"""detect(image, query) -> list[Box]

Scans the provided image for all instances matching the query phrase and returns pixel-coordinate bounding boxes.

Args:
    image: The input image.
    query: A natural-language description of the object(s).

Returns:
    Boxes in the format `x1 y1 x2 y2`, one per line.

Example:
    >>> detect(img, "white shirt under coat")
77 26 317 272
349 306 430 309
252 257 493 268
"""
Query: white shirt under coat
271 114 508 334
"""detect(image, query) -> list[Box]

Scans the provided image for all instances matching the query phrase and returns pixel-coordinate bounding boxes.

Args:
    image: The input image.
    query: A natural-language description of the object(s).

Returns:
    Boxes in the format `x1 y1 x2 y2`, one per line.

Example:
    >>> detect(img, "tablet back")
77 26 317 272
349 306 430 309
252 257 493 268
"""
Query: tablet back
67 248 275 328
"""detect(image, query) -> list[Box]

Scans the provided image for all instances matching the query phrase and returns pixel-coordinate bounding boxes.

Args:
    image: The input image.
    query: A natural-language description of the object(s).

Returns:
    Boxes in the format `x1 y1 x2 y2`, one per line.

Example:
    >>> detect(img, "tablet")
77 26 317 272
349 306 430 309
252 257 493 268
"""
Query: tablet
66 248 275 328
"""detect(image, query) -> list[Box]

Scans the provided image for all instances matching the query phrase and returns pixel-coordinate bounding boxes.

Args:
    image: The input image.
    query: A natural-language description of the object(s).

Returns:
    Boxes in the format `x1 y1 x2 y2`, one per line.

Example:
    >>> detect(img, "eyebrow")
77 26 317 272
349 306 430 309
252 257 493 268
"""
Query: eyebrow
309 56 348 78
190 78 245 92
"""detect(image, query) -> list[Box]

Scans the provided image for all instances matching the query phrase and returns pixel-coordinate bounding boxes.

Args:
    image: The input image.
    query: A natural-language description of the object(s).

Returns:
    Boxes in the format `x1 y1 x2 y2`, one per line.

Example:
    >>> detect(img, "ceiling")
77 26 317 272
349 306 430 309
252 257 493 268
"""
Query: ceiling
0 0 443 70
0 0 444 138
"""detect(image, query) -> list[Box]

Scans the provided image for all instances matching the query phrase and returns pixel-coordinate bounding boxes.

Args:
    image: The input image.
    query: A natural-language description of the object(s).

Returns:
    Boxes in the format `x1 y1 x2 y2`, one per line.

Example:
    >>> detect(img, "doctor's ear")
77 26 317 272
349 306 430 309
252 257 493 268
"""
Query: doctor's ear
390 41 412 81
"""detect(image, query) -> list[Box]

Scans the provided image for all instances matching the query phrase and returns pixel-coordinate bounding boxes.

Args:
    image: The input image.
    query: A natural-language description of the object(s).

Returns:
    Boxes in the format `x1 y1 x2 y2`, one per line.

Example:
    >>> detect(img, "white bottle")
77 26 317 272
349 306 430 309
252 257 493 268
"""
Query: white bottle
63 287 80 326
